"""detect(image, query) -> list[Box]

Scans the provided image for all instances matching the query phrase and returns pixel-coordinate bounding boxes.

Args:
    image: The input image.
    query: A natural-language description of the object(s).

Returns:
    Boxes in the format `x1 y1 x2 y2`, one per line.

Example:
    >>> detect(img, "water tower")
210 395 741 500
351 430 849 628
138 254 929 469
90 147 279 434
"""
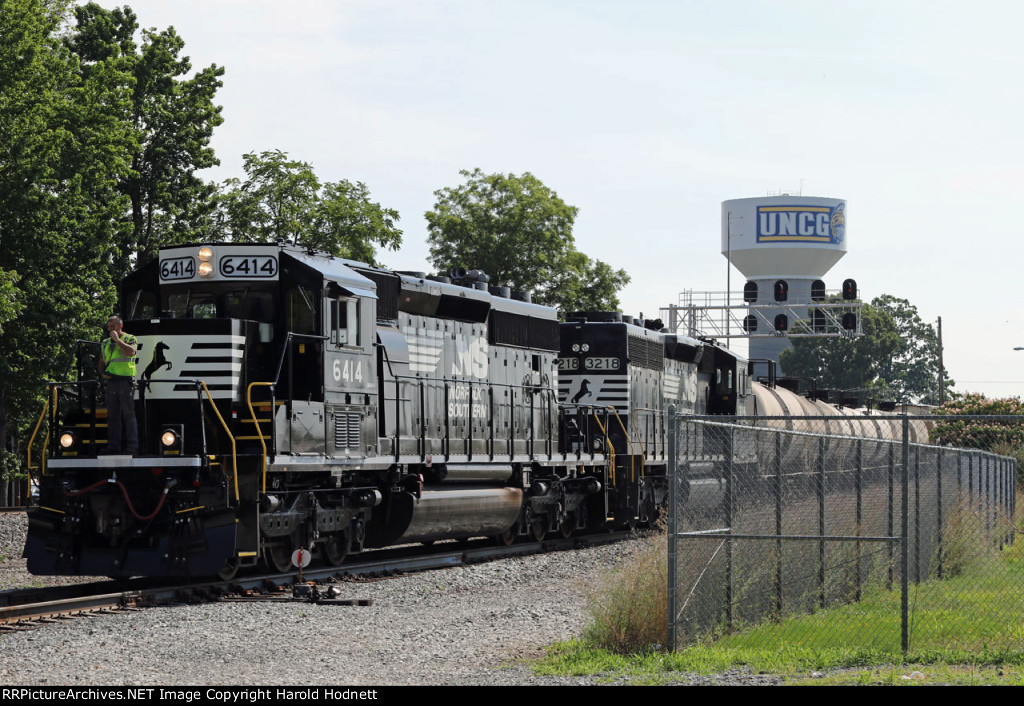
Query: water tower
722 195 848 373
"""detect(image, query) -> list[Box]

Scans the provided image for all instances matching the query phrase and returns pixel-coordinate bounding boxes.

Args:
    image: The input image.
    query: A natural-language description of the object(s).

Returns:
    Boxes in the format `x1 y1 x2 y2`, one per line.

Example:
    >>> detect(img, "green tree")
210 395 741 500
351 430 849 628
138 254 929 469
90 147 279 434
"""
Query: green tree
872 294 948 403
65 3 225 279
0 0 126 498
779 295 951 403
219 150 403 265
425 168 629 312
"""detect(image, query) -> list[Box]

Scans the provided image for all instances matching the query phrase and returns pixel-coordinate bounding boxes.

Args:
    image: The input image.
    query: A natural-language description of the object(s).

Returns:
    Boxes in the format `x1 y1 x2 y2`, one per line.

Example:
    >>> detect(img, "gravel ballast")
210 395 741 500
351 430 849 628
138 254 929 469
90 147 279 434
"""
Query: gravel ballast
0 512 775 686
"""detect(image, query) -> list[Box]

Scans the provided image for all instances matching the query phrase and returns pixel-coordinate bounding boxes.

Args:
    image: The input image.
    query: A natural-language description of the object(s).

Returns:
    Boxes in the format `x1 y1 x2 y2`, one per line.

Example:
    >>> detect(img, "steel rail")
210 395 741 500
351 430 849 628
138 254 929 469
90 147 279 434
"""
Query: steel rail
0 530 634 628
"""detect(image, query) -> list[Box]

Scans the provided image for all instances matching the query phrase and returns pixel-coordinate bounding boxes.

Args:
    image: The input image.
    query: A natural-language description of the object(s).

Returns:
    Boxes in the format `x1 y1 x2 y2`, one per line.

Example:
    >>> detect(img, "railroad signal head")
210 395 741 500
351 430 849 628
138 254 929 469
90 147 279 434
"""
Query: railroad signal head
773 280 788 302
842 278 857 301
842 313 857 330
743 281 758 304
774 314 788 331
743 315 758 333
811 280 826 302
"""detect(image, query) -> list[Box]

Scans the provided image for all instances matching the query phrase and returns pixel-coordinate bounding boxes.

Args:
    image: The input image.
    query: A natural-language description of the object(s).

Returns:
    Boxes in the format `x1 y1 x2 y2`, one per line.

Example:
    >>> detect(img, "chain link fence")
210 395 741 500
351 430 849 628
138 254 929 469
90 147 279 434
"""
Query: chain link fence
667 412 1020 653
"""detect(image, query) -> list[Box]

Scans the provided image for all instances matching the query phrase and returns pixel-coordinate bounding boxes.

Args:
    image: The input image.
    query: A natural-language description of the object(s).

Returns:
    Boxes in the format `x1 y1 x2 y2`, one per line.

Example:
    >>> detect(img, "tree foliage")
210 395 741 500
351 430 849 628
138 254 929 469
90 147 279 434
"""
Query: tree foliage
218 150 403 266
0 0 124 462
929 393 1024 453
64 2 225 280
779 295 951 404
425 169 629 313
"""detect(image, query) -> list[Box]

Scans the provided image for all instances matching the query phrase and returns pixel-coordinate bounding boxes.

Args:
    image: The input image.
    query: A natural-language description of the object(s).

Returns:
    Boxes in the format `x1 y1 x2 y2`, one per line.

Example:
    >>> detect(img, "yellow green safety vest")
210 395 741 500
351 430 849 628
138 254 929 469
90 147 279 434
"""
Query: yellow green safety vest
102 333 137 378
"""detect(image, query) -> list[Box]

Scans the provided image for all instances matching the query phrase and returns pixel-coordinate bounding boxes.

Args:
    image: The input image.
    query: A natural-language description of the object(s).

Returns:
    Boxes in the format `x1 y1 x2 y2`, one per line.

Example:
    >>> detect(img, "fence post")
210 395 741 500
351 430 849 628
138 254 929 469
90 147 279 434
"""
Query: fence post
726 425 735 630
936 446 944 579
1007 457 1015 545
914 445 921 581
985 455 992 546
1000 457 1007 551
968 452 974 507
888 442 895 591
957 449 963 502
775 428 783 619
818 435 826 609
667 405 677 652
856 438 863 601
901 415 910 654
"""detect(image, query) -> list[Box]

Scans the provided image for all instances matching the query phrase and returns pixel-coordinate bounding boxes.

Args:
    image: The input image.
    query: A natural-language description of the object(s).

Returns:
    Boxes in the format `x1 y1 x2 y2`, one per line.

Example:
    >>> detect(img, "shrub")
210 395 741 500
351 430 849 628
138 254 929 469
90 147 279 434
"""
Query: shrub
582 532 668 653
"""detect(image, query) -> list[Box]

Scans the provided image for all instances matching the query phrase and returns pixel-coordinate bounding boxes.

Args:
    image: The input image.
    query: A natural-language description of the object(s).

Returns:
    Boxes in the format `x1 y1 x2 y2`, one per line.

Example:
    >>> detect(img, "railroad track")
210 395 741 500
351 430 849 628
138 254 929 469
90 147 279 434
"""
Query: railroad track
0 530 631 631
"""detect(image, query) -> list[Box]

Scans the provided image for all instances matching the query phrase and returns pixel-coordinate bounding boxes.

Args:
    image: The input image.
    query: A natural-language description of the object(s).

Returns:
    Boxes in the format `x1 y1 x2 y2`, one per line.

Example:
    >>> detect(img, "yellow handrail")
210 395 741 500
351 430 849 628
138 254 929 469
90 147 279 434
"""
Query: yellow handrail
631 408 649 464
589 407 616 485
199 381 239 503
609 408 639 482
246 382 275 493
26 396 51 487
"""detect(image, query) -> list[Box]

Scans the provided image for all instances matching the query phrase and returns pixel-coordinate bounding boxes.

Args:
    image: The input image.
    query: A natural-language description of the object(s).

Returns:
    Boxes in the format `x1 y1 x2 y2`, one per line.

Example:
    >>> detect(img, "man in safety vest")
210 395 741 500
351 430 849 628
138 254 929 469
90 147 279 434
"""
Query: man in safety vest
99 315 138 455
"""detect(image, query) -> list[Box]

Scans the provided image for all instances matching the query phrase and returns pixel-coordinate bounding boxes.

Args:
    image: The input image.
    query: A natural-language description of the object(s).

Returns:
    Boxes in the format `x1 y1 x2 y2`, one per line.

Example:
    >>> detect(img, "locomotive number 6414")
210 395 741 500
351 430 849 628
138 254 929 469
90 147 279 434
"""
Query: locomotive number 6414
219 255 278 278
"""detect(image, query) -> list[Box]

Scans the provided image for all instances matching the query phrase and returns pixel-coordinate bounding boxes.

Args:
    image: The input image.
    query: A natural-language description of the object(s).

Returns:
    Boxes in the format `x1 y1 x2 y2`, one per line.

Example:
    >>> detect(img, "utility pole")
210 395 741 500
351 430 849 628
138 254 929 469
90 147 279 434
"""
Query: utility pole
937 316 945 405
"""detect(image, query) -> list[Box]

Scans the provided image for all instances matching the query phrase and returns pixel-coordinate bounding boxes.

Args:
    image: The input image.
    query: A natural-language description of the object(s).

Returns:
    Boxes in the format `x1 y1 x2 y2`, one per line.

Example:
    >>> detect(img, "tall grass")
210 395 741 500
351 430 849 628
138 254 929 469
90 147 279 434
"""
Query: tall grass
581 530 667 653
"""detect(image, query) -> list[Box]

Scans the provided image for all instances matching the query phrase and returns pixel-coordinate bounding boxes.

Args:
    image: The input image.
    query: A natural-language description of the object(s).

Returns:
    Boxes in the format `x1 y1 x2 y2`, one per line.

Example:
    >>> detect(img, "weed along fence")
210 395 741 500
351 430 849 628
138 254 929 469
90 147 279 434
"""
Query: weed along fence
666 410 1020 654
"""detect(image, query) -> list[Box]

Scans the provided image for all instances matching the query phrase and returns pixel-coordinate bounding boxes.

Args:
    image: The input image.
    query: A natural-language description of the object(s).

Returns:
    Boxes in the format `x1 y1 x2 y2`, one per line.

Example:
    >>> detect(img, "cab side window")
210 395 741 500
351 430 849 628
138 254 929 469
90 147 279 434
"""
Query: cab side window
287 287 317 334
330 298 359 347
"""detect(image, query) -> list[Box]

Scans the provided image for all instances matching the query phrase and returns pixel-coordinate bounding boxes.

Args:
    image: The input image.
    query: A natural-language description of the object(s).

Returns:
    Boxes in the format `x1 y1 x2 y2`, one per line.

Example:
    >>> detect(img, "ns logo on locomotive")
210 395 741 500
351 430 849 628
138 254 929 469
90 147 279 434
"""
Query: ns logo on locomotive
26 242 790 579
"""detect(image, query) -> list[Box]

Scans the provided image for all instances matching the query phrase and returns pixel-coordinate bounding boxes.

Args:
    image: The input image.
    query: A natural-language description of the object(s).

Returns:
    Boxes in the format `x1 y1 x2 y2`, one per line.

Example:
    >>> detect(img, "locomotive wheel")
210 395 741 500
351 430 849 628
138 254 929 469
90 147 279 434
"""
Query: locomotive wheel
324 534 348 566
645 497 661 526
217 559 239 582
559 513 574 539
265 544 293 573
530 516 546 542
495 527 515 546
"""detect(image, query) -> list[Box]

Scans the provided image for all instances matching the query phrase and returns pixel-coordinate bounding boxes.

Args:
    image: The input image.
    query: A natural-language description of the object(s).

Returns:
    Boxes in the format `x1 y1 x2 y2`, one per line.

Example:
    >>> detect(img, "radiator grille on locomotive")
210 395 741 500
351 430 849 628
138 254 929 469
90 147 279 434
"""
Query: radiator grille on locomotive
627 334 665 371
334 412 361 449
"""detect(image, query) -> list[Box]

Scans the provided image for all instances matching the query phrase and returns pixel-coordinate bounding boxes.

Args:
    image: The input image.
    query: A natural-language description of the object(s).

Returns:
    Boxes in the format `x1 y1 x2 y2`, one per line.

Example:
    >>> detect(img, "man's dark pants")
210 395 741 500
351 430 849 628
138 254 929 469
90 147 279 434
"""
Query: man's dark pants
106 377 138 455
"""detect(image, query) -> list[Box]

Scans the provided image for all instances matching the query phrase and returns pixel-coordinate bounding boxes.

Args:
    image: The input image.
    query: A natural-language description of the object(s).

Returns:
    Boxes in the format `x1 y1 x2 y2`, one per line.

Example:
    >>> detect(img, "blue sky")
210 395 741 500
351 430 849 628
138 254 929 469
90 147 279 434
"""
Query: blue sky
93 0 1024 398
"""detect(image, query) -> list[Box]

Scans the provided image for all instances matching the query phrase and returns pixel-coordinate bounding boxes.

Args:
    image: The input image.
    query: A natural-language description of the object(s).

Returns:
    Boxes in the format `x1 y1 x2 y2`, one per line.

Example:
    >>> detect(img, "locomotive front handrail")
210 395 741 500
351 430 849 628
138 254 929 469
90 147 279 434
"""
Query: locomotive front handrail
609 408 639 482
26 395 51 486
246 381 276 493
65 339 101 384
272 331 329 387
590 407 616 485
198 380 240 503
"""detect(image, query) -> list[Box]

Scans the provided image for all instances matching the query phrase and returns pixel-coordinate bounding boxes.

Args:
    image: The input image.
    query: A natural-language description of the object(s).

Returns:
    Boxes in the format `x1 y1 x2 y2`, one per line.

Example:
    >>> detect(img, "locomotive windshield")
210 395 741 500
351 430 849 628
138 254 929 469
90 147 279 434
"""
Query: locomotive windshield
159 284 278 321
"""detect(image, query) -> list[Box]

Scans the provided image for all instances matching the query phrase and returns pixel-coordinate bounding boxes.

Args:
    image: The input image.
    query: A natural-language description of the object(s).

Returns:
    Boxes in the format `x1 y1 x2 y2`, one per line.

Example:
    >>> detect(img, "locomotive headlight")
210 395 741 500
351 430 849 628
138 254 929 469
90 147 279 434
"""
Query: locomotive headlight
159 425 184 455
581 343 590 352
198 261 214 277
59 430 77 449
571 344 581 353
197 246 213 261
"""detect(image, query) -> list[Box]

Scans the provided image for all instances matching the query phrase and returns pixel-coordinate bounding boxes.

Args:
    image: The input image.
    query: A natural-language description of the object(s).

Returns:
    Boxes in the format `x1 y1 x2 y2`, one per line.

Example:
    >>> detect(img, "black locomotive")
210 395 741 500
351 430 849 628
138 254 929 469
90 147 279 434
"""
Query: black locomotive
25 242 761 579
